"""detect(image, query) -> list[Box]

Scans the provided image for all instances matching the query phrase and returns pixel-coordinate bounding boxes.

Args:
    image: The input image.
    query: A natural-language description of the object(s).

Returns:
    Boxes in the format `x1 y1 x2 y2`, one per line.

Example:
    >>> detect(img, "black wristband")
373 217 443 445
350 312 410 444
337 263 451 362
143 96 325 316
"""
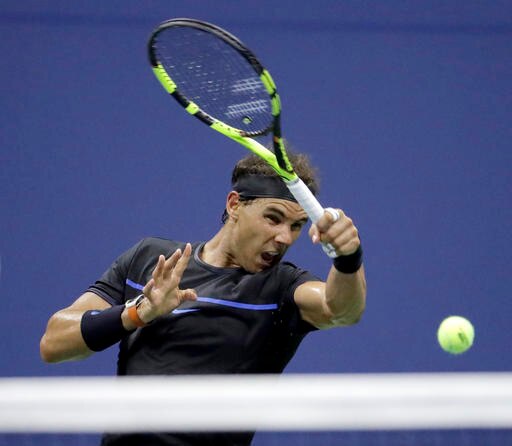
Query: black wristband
80 305 129 352
332 245 363 274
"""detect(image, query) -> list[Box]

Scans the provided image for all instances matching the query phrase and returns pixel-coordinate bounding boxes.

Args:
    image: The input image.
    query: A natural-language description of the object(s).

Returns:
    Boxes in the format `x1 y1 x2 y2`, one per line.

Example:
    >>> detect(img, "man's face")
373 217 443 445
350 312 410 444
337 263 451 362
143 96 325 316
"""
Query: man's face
232 197 308 273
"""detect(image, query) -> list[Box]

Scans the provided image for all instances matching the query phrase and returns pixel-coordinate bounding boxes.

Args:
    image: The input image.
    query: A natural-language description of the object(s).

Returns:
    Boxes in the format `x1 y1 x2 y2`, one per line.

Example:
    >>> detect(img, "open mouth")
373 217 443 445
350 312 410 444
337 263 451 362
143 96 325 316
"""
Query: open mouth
261 251 281 267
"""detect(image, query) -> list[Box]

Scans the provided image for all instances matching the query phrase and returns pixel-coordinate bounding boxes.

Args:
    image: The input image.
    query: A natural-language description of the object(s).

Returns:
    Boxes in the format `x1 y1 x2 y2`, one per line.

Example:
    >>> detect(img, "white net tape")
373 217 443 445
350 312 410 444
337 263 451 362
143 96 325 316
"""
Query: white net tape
1 373 511 433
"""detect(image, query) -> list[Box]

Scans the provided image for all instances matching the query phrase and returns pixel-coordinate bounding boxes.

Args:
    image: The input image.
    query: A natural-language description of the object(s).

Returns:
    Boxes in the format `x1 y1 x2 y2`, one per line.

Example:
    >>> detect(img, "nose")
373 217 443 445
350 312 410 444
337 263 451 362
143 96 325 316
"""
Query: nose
274 225 294 246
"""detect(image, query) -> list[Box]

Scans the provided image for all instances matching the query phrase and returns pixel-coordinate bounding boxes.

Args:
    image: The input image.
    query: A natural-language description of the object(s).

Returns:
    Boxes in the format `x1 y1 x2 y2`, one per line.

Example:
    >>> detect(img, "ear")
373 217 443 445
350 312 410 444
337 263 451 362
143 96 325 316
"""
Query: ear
225 191 241 222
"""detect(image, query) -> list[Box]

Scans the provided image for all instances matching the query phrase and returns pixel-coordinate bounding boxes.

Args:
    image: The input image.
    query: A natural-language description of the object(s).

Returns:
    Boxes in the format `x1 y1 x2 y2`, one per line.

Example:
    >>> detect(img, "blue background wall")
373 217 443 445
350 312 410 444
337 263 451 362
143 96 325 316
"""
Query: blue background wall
1 1 511 382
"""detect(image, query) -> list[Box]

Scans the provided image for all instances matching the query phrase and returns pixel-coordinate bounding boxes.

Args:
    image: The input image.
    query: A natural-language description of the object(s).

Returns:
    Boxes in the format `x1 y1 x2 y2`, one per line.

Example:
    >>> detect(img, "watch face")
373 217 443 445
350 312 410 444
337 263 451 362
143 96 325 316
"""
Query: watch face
126 295 144 308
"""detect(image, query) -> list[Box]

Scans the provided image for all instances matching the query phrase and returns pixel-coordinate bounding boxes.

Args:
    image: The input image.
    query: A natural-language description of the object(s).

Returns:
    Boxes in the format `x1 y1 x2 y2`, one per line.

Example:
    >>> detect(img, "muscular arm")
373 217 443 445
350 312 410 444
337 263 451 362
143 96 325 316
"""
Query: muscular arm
294 266 366 329
40 244 197 363
294 208 367 329
40 292 144 363
39 292 111 363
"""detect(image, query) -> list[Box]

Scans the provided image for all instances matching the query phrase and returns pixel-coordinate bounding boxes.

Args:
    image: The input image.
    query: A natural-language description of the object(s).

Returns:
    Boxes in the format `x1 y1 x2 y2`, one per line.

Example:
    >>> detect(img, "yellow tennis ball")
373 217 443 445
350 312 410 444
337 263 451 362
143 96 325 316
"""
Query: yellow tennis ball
437 316 474 354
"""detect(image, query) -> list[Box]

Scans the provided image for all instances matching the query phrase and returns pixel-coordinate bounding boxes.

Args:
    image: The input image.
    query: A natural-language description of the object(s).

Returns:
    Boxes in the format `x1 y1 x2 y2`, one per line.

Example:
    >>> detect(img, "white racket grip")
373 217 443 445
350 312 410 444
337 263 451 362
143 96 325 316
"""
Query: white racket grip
284 178 338 258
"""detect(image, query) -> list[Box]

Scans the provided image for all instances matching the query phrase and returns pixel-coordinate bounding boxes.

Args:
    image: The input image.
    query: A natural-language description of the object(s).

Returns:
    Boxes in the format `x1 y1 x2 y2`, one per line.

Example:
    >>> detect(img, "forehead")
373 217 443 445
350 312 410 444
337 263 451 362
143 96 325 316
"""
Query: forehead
252 198 308 220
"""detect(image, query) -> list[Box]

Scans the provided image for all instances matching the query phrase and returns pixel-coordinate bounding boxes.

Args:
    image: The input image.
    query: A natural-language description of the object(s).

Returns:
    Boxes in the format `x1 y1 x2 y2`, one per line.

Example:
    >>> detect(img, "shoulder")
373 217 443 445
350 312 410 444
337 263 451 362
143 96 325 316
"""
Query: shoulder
135 237 197 256
275 261 319 281
120 237 194 271
268 261 320 296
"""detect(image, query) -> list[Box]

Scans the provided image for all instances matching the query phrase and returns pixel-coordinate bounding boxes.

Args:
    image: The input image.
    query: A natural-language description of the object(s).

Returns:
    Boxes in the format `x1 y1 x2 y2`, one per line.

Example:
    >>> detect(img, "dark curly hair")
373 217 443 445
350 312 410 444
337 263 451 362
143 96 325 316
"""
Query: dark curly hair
221 148 320 223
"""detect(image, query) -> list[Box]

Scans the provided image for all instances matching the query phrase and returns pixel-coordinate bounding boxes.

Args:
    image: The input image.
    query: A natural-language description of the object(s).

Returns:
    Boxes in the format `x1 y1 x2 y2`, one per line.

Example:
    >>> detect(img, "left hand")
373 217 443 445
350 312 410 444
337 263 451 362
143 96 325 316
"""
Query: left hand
309 208 360 257
139 243 197 323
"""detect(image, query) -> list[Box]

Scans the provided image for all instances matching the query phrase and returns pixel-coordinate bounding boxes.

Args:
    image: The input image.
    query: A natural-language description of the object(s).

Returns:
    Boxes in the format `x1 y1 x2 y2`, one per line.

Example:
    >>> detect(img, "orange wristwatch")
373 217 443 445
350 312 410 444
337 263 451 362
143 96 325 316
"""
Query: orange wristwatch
125 294 147 327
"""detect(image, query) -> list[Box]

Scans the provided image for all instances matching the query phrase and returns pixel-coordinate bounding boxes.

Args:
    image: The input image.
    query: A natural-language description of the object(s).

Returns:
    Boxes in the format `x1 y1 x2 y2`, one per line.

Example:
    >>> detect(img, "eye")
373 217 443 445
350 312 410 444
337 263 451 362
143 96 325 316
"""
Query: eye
291 222 305 232
265 214 281 225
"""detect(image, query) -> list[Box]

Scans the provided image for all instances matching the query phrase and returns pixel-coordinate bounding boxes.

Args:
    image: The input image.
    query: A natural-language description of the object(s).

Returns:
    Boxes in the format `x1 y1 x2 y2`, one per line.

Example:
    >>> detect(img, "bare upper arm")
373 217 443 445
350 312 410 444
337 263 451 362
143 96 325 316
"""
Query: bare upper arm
293 281 338 330
40 292 112 363
44 291 111 337
66 291 112 312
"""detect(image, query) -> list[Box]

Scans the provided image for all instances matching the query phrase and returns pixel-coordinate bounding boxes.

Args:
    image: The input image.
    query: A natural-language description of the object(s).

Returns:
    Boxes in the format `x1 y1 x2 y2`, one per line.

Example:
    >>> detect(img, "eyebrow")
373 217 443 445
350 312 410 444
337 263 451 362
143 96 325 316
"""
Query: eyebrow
265 206 309 225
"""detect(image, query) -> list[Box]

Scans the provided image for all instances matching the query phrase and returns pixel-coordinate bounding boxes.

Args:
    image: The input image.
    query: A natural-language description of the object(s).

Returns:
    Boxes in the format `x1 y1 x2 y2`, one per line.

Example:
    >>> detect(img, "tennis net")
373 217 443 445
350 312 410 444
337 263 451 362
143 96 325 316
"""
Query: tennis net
1 372 511 445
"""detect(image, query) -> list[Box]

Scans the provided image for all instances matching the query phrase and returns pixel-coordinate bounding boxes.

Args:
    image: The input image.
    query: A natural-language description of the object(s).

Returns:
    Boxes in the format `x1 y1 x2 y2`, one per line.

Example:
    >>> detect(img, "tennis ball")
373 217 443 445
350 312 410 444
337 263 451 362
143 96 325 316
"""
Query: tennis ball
437 316 474 354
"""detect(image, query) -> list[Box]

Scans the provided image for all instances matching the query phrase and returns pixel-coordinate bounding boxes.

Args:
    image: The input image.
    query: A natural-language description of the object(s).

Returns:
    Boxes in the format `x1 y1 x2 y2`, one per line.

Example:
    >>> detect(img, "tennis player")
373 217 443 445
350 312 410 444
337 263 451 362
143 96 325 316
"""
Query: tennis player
40 152 366 446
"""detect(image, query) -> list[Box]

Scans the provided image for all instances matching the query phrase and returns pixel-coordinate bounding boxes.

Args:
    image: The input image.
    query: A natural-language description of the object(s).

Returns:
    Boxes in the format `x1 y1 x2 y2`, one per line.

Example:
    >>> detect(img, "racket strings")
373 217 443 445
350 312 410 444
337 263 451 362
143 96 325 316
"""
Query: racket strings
154 26 273 135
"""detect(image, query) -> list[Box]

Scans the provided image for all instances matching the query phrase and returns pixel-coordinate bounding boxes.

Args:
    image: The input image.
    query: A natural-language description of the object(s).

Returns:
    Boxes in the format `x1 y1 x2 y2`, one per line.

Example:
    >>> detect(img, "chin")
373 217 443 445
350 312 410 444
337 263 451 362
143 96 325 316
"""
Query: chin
258 260 280 272
251 265 266 273
245 262 266 273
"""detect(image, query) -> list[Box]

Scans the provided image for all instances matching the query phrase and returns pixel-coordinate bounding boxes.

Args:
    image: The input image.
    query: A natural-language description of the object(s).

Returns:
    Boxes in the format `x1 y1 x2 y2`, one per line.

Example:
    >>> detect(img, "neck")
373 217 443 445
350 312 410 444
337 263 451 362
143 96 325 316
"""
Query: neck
201 224 239 268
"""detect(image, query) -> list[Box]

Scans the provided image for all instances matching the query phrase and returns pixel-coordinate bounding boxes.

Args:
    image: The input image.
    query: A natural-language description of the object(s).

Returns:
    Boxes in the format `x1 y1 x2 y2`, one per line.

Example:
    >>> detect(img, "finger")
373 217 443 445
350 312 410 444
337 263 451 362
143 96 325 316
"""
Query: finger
152 255 166 278
335 240 360 256
162 249 182 277
320 214 355 244
171 243 192 281
316 209 344 233
320 224 356 246
308 224 320 244
183 242 192 256
326 226 361 255
143 278 155 297
325 207 341 222
332 231 360 251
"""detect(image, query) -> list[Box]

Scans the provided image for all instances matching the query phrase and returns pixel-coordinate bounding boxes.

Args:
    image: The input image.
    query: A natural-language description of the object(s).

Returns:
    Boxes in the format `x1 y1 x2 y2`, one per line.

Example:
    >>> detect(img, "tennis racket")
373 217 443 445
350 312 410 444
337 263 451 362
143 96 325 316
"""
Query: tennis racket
148 18 337 257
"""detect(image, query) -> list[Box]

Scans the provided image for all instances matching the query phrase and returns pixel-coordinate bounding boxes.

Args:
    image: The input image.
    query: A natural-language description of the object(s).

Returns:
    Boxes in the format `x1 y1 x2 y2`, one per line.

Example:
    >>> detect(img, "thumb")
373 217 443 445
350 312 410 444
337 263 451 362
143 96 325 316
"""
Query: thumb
180 288 198 302
309 224 321 244
143 279 154 297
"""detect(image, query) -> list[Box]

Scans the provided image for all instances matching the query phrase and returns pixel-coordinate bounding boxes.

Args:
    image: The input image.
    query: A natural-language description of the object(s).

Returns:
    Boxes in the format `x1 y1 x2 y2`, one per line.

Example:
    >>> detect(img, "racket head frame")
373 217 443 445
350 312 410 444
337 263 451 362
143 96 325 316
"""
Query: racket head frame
147 18 295 180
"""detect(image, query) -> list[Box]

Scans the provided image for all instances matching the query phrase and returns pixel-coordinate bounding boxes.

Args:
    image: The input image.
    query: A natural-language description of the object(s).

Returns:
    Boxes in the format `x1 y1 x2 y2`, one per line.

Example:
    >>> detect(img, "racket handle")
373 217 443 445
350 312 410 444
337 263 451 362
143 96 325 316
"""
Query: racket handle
284 178 338 258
